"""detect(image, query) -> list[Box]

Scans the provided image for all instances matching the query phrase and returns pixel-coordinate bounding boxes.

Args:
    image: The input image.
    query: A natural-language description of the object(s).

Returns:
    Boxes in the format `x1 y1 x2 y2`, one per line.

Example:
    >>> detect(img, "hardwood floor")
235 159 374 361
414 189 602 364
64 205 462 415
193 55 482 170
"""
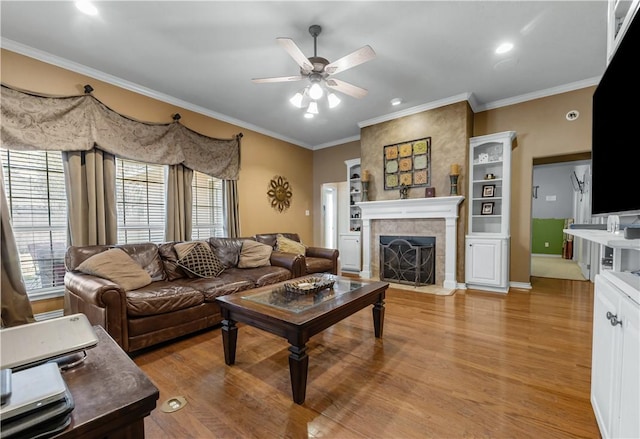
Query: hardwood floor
133 277 600 438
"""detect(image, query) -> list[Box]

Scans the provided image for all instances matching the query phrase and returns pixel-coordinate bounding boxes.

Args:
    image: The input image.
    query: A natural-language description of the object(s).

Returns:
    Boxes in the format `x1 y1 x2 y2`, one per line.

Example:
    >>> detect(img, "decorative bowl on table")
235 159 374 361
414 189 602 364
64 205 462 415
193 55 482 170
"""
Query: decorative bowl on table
284 275 336 295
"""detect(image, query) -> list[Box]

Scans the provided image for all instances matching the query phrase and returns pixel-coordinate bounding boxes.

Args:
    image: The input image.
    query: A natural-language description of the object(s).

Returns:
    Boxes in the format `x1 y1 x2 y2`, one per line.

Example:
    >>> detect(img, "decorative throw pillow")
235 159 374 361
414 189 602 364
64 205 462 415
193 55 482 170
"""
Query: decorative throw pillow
175 241 225 278
76 248 152 292
237 240 272 268
276 234 306 256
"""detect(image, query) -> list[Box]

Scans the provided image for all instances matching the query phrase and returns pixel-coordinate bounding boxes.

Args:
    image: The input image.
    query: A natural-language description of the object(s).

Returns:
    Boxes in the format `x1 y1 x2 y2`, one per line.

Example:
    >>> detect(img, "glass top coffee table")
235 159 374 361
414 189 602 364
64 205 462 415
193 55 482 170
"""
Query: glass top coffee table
215 275 389 404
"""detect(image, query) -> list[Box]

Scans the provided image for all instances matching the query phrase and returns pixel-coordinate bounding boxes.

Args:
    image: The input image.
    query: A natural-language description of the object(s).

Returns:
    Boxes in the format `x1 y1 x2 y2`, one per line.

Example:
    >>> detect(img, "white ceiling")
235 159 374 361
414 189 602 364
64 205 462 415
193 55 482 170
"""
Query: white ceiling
0 1 607 150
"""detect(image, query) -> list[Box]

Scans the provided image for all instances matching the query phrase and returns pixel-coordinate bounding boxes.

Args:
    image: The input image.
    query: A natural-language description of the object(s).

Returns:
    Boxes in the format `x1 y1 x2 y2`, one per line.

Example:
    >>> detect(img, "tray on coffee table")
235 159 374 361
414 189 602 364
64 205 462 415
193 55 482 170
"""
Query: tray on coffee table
284 274 336 294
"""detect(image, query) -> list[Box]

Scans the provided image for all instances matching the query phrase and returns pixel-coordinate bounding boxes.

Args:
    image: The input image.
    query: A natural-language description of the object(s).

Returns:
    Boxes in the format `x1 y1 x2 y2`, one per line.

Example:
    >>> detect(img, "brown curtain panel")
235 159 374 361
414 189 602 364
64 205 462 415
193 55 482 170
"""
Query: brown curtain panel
165 164 193 241
223 180 240 238
62 148 118 246
0 161 35 327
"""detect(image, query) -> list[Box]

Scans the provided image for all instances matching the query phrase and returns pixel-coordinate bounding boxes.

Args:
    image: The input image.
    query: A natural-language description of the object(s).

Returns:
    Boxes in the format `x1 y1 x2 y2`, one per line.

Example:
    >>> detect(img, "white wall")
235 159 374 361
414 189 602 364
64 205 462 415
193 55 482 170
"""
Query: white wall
532 161 589 219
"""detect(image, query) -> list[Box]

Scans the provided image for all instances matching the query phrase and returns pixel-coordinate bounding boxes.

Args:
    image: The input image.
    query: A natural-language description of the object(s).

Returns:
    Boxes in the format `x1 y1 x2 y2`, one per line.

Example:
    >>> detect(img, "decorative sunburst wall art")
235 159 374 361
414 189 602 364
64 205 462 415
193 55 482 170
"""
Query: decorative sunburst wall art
267 175 292 213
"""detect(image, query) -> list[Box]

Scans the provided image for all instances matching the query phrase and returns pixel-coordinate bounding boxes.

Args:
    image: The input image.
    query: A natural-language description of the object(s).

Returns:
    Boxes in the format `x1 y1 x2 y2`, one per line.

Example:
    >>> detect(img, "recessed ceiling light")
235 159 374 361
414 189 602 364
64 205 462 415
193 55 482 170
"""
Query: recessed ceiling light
304 113 314 119
390 98 402 106
495 42 513 54
75 1 98 16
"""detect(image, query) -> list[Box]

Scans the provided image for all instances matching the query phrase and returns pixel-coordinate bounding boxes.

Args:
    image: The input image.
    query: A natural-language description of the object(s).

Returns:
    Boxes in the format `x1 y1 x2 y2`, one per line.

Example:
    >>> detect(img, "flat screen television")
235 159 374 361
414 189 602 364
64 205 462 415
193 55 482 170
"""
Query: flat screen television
591 9 640 217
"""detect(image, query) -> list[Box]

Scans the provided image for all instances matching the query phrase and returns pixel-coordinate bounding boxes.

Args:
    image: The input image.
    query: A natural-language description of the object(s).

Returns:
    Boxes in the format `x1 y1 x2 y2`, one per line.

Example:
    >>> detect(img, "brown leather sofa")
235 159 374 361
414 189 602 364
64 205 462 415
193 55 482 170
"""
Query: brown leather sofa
64 237 305 353
64 234 339 353
255 233 339 275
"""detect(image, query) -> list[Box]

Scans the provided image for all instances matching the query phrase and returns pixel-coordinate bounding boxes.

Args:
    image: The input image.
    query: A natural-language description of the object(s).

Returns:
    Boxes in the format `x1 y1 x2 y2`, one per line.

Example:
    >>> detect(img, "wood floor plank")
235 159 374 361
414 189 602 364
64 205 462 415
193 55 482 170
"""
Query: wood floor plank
133 277 600 438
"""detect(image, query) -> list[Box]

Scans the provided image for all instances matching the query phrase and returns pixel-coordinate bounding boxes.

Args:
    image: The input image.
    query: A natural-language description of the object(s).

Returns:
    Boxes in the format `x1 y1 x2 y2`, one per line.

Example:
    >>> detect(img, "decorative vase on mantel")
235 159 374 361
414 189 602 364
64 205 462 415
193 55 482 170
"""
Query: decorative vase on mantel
361 181 369 202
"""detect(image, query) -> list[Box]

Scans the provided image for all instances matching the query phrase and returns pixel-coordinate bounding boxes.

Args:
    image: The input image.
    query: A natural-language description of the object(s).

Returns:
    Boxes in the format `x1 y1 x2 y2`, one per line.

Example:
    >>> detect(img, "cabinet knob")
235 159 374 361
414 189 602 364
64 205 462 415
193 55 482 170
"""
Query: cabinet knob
606 311 623 327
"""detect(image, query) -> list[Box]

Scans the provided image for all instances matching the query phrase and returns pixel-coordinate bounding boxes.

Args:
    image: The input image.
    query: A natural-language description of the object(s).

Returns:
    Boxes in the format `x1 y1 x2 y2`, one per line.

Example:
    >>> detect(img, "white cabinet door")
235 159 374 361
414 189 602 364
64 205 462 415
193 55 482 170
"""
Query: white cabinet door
592 273 640 439
339 233 361 272
465 237 506 288
591 275 621 439
618 293 640 439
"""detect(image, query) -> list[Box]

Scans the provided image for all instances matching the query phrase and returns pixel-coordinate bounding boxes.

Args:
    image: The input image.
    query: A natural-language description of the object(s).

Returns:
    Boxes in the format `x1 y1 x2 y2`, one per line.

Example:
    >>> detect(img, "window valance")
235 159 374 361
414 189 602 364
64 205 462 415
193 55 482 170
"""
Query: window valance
0 85 241 180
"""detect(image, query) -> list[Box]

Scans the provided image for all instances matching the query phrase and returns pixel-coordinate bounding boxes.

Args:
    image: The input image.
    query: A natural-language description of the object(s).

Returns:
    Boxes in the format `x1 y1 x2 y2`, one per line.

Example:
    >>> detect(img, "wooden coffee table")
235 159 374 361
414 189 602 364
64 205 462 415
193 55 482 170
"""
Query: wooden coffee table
215 276 388 404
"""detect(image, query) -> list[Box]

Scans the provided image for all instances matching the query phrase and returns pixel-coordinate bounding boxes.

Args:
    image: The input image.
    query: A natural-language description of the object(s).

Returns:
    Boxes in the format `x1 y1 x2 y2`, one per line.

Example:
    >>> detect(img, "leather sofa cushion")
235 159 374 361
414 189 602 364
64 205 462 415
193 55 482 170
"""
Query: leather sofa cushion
65 245 111 271
157 242 189 281
255 233 300 249
118 243 165 281
188 278 255 301
126 283 203 317
231 265 292 287
208 237 244 268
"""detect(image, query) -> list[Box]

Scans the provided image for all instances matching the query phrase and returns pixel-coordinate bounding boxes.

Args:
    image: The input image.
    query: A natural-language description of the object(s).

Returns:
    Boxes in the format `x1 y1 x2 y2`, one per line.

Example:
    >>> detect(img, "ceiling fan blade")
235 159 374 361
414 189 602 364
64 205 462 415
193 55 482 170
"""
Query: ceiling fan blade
276 37 314 73
252 75 306 83
324 45 376 75
326 78 368 99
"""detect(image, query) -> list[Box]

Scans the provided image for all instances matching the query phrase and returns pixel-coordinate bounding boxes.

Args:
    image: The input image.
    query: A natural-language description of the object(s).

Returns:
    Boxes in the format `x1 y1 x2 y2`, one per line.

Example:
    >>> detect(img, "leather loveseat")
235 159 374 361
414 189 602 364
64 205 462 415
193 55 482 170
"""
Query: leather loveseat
255 233 339 275
64 234 338 353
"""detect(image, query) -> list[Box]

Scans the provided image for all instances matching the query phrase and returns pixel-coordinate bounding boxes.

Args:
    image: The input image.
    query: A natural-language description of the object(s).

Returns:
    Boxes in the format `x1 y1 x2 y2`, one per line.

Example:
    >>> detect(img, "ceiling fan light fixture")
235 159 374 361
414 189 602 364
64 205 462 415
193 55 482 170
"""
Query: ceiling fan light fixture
328 93 341 108
304 112 314 119
289 92 304 108
307 101 319 114
309 82 324 100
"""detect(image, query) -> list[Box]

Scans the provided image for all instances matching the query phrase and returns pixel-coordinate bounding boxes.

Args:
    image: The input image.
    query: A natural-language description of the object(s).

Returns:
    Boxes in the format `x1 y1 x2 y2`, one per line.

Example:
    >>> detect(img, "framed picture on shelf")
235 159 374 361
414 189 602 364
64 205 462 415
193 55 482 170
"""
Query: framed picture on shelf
424 187 436 198
481 202 494 215
482 184 495 198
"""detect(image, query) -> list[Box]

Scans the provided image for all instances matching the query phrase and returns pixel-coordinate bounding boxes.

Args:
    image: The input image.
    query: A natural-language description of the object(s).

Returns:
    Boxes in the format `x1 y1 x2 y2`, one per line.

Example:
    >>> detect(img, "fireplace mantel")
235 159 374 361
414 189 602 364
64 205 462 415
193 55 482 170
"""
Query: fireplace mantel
356 196 464 289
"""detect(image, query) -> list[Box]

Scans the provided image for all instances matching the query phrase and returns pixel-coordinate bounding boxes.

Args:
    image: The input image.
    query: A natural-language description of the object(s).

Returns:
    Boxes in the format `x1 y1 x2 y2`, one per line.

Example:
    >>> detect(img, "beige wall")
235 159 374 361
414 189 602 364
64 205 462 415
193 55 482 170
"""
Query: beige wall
474 87 594 283
360 101 472 283
314 90 594 285
1 49 315 244
311 140 361 244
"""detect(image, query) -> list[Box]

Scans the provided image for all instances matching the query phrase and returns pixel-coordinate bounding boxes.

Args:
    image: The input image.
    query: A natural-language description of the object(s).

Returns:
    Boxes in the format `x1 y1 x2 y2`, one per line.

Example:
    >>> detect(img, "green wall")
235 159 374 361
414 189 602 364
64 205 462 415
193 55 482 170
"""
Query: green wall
532 218 566 254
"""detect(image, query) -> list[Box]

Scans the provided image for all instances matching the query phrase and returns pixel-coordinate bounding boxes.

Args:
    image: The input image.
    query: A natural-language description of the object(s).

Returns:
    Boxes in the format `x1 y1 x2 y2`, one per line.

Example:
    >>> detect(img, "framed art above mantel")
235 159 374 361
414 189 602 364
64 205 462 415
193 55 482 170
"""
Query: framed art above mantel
383 137 431 190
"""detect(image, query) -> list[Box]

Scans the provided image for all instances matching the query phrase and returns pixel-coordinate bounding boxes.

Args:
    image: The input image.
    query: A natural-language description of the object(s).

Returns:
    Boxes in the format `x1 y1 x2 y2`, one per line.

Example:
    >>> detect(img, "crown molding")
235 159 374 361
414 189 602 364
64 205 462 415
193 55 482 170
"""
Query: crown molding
312 135 361 151
2 38 601 151
358 93 473 129
1 38 313 150
474 77 601 112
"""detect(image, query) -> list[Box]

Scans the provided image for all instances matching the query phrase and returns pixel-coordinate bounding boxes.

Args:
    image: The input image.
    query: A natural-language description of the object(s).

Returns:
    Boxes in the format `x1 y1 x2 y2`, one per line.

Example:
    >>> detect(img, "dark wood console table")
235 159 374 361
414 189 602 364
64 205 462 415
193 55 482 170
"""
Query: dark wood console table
54 325 159 438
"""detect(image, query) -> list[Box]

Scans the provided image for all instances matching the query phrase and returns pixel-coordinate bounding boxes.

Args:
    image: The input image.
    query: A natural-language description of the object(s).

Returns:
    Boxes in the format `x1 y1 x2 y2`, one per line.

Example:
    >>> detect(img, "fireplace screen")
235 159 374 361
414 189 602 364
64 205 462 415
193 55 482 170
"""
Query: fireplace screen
379 236 435 286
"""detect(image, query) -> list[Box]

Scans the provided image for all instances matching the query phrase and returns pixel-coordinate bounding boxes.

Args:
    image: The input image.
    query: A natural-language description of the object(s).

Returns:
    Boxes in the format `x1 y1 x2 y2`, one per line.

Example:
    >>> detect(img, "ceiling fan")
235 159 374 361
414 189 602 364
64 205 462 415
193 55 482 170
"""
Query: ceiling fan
252 25 376 104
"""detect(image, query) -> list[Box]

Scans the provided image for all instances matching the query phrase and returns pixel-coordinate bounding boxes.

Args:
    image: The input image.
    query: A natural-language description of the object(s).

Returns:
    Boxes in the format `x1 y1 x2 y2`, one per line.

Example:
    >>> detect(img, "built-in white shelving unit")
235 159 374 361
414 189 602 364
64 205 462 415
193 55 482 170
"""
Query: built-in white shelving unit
339 159 362 273
465 131 516 293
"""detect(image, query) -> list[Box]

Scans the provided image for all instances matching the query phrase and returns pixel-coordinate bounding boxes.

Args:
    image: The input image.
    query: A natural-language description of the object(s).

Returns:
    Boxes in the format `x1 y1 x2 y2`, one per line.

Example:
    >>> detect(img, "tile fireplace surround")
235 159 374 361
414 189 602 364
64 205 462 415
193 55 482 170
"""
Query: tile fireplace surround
356 196 464 290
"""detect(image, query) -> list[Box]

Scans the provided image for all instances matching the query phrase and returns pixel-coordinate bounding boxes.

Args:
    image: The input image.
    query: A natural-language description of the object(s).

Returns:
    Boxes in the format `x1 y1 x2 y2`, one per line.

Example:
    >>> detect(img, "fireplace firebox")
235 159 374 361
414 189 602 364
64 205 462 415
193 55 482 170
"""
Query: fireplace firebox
379 236 435 286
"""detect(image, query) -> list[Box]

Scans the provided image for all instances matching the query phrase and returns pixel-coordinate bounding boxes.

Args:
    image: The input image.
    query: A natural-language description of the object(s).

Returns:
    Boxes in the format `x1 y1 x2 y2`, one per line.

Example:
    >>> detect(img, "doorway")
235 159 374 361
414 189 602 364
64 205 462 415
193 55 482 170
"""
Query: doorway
530 153 591 281
321 183 338 249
